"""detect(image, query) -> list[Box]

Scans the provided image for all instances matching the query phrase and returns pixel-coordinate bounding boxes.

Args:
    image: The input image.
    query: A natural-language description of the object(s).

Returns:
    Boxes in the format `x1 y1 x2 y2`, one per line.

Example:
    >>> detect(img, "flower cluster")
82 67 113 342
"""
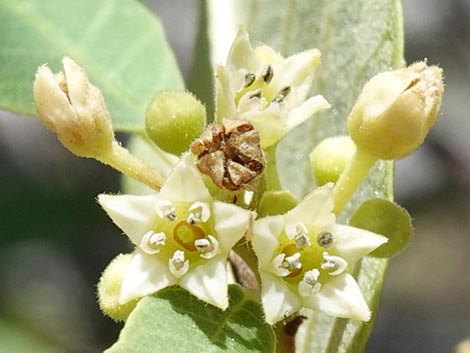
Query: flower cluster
33 28 442 327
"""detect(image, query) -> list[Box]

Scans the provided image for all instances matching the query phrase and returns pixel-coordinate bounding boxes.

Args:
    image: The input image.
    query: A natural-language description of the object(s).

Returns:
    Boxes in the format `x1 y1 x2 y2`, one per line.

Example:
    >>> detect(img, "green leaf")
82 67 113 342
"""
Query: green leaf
105 285 276 353
205 1 404 352
0 0 184 132
350 199 414 258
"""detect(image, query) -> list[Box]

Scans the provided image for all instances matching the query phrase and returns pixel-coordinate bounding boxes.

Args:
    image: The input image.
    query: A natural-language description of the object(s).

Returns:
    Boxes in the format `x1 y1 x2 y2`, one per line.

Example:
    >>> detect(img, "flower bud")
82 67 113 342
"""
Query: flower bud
146 91 206 155
310 136 356 186
348 62 443 160
97 253 140 321
33 57 115 158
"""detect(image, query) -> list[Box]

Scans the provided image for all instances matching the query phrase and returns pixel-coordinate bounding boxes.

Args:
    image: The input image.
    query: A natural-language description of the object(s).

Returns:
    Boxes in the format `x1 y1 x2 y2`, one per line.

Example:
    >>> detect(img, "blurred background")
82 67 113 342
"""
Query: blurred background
0 1 468 352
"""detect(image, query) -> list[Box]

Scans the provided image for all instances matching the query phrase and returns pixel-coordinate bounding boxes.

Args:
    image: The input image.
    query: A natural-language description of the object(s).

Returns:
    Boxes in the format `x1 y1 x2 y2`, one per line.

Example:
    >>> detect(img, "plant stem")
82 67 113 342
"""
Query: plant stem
264 144 282 191
333 148 377 215
99 141 165 190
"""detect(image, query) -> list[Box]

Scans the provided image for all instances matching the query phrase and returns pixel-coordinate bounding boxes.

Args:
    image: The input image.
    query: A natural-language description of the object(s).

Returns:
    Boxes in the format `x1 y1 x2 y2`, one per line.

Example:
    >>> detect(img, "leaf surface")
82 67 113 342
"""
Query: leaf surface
0 0 184 131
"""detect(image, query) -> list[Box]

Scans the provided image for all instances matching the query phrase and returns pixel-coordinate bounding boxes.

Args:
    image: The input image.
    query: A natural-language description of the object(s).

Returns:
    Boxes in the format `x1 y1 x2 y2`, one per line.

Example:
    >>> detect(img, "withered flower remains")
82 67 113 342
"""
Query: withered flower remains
191 119 266 190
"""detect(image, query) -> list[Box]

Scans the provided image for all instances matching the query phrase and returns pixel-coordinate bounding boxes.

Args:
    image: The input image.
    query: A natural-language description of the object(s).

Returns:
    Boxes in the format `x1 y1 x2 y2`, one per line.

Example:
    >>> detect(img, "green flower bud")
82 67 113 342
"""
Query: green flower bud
97 253 140 321
146 91 206 155
34 57 114 158
309 136 356 186
348 62 443 160
258 190 298 217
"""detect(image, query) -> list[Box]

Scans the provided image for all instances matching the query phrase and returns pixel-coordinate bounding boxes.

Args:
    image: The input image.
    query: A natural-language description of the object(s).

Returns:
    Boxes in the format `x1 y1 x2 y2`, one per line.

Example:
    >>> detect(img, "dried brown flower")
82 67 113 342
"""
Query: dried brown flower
190 119 266 191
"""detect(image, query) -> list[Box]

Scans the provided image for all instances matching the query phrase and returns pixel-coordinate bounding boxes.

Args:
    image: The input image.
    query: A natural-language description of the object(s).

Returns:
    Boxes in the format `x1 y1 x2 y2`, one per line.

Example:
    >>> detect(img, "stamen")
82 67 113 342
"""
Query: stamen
249 89 263 99
169 250 189 278
187 201 210 225
261 65 273 84
285 222 311 248
244 73 256 88
298 269 322 296
156 199 176 221
321 252 348 276
140 231 166 254
195 235 219 259
272 86 291 103
281 252 302 272
317 232 334 249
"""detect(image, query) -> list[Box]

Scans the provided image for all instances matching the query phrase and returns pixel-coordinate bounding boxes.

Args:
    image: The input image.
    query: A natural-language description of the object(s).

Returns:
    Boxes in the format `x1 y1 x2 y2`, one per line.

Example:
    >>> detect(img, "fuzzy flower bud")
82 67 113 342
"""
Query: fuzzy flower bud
97 254 140 321
146 91 206 155
348 61 444 160
33 57 114 158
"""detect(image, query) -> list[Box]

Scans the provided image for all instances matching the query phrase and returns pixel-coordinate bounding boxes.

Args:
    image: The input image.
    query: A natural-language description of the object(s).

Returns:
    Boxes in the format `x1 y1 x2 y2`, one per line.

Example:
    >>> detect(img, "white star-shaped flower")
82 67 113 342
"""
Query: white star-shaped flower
251 183 387 324
98 153 252 310
215 28 330 148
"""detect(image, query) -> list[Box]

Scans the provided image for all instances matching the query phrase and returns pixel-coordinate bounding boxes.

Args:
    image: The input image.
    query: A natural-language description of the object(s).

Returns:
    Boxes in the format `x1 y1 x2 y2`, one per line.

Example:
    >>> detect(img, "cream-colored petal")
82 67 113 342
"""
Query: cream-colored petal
270 49 321 107
285 95 330 130
159 153 211 203
98 193 160 245
285 183 335 227
328 224 387 264
215 65 243 121
212 201 252 251
226 27 259 72
62 57 88 109
240 110 285 148
260 273 301 324
179 256 229 310
119 250 175 304
33 64 76 130
302 273 371 321
252 216 284 267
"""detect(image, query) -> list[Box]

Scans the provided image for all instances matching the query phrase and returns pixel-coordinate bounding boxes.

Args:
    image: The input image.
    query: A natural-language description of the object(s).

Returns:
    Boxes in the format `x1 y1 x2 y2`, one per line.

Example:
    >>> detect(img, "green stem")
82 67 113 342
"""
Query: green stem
264 144 282 191
333 148 377 215
99 141 165 190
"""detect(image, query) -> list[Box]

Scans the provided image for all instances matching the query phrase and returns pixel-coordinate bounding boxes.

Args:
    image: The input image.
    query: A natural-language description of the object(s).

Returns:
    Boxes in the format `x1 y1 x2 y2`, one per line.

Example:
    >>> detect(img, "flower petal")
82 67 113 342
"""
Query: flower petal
119 250 175 304
98 193 160 245
303 273 371 321
159 153 211 202
328 224 387 264
285 183 335 227
212 201 252 251
226 28 259 72
260 273 301 324
240 110 286 148
179 256 229 310
270 49 321 107
285 95 330 130
215 65 243 121
252 216 284 267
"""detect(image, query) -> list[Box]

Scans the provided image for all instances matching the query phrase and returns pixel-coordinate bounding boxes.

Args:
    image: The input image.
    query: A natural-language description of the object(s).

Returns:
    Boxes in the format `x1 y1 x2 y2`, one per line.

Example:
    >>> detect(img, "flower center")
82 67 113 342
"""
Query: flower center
269 222 348 296
141 199 219 278
234 65 292 110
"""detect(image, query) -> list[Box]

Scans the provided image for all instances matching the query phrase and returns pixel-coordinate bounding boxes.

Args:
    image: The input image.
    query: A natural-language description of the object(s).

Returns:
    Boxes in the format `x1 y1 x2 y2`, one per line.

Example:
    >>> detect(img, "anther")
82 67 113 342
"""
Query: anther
169 250 189 278
281 252 302 272
244 73 256 88
298 269 322 296
261 65 273 84
187 201 210 225
140 231 166 254
272 86 291 103
317 232 334 249
156 200 176 221
194 235 219 259
321 252 348 276
249 89 263 99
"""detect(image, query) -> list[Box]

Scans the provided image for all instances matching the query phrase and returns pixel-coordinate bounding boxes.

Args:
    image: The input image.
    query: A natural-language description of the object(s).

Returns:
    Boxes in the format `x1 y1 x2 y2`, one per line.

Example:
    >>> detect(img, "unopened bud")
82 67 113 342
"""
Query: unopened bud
310 136 356 186
146 91 206 155
348 62 443 160
97 254 140 321
33 57 114 158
